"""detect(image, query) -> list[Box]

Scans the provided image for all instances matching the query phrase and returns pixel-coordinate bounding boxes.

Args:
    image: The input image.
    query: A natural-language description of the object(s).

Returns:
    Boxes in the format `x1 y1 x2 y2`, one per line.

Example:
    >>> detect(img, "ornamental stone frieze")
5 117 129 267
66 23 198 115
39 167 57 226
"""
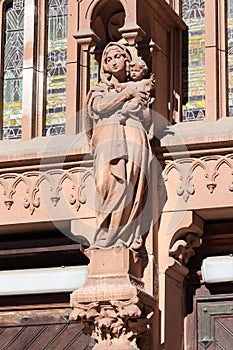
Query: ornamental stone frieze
0 167 94 219
163 154 233 210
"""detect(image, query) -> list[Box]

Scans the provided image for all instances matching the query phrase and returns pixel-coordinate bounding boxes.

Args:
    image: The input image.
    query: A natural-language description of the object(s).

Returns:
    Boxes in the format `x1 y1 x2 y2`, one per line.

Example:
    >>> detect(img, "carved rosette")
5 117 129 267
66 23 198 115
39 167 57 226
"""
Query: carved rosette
69 248 155 350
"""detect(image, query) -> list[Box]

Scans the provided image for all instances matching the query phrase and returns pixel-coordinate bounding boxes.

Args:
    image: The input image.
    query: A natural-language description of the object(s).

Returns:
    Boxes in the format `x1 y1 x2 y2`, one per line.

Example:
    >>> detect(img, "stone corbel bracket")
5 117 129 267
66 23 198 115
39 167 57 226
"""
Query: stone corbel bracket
70 248 155 350
118 23 146 46
70 295 154 350
159 210 204 271
169 232 202 265
73 29 100 51
168 211 204 266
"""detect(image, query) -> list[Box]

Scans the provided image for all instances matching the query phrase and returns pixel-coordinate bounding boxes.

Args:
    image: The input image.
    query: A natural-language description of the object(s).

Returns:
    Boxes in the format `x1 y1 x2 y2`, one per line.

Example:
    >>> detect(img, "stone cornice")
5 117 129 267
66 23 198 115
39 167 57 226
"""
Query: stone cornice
0 133 91 169
156 118 233 160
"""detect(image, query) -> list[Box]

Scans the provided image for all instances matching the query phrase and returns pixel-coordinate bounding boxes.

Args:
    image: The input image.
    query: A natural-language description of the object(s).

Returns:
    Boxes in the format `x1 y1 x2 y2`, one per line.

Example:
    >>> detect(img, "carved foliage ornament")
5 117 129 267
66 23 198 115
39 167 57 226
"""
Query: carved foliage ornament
0 168 93 214
169 233 202 265
70 296 153 349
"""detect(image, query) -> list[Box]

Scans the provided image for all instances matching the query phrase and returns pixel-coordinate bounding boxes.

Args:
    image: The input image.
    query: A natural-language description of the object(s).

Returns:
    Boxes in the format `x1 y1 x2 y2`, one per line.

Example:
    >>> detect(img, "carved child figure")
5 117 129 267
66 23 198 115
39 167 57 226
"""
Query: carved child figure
119 57 155 125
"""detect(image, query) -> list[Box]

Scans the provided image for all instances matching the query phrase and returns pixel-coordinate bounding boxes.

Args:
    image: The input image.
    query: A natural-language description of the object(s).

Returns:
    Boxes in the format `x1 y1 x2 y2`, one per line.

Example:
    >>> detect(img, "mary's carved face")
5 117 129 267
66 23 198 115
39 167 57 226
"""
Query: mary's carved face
100 43 132 83
105 48 126 74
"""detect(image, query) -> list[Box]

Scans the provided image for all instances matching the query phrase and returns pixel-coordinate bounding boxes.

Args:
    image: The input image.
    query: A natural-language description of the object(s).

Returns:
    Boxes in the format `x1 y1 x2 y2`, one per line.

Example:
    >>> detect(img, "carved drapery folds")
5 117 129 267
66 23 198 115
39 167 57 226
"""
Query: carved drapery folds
69 0 186 346
70 248 155 350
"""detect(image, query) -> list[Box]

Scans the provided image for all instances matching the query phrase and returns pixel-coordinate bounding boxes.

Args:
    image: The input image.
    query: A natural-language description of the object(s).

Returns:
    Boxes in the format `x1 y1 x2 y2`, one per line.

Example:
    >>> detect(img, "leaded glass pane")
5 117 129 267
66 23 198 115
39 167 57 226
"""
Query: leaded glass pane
90 54 99 88
228 0 233 116
3 0 24 139
46 0 67 134
182 0 205 121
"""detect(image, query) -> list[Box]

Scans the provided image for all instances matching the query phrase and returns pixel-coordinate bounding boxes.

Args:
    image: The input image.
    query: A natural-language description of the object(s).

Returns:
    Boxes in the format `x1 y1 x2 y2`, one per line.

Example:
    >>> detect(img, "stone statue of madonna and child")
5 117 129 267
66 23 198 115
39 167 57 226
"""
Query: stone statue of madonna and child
85 42 155 250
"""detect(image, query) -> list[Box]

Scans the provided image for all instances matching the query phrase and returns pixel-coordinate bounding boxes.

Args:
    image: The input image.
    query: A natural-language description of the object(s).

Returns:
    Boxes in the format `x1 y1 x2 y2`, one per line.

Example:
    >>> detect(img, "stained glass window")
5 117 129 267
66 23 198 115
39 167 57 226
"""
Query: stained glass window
3 0 24 139
228 0 233 116
90 54 99 88
46 0 68 133
182 0 205 121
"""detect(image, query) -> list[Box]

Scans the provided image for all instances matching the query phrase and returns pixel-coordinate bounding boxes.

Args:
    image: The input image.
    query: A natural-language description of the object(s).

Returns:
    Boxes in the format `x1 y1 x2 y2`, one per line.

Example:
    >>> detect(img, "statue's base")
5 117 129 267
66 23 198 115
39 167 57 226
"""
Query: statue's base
70 247 155 350
71 247 145 302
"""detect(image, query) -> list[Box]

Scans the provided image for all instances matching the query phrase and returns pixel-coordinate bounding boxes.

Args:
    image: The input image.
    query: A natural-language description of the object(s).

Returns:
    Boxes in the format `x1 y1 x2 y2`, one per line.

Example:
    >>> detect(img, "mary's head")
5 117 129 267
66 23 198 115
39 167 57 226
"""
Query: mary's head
100 42 132 84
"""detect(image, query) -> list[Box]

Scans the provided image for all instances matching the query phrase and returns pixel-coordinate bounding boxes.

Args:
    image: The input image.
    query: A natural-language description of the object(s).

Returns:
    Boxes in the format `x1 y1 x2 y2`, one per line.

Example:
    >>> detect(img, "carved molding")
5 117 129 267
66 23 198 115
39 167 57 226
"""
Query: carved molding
163 154 233 202
169 232 202 265
0 168 93 214
119 24 146 46
74 30 100 51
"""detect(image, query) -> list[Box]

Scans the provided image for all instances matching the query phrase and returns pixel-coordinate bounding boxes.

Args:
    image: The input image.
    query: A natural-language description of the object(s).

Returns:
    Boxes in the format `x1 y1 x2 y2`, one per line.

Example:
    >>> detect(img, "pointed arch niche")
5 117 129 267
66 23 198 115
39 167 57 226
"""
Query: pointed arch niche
67 0 186 133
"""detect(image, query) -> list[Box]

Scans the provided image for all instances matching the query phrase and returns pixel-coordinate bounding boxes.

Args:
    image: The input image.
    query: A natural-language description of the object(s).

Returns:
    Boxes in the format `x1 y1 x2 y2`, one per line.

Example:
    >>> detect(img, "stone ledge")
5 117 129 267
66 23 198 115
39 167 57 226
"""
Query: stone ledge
0 133 90 167
157 118 233 158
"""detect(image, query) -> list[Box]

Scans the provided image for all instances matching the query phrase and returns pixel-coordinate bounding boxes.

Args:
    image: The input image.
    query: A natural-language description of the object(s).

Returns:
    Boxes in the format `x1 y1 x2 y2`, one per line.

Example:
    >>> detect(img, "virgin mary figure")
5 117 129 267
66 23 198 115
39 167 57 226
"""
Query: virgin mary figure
85 42 153 249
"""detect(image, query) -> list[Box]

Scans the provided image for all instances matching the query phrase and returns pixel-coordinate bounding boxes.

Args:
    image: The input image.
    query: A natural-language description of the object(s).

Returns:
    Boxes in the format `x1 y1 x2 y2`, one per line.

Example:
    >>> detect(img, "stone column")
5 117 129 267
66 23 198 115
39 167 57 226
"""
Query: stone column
72 30 100 133
70 248 155 350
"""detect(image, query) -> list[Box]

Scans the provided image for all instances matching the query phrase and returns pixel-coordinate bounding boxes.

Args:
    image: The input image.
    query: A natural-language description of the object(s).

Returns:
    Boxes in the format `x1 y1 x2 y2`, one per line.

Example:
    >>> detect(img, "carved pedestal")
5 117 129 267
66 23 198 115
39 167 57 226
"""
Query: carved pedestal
70 248 155 350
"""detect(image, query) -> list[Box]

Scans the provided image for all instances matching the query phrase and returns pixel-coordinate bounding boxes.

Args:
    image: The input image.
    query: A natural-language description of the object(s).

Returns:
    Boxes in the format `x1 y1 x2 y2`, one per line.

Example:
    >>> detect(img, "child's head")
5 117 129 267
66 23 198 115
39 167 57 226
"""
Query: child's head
129 57 148 81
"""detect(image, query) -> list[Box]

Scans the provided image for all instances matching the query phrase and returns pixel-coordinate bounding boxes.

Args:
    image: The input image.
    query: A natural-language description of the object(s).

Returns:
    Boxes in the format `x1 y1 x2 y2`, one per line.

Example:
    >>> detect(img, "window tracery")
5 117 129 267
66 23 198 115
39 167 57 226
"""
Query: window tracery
182 0 205 121
3 0 24 139
46 0 68 131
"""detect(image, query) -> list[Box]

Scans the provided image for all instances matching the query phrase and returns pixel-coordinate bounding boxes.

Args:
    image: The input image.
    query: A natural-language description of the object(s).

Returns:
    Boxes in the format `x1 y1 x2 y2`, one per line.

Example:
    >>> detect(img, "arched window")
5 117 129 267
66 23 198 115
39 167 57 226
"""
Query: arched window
3 0 24 139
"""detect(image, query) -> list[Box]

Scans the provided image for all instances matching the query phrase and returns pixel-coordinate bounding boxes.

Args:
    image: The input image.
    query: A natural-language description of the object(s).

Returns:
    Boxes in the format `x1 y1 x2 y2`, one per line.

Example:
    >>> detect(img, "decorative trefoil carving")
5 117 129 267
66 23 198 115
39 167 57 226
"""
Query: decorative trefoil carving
163 155 233 201
0 168 93 214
